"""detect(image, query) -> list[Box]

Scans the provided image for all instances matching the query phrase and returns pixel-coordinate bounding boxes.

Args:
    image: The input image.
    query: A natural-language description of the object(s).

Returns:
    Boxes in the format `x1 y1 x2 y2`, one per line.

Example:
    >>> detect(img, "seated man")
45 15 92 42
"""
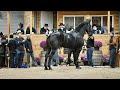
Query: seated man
26 26 36 34
17 23 24 34
58 23 66 33
40 24 49 34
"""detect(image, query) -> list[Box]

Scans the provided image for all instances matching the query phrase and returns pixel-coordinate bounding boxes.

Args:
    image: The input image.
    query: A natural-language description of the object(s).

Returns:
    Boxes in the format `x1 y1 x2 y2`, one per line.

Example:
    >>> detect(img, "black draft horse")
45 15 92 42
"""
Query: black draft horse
44 20 92 70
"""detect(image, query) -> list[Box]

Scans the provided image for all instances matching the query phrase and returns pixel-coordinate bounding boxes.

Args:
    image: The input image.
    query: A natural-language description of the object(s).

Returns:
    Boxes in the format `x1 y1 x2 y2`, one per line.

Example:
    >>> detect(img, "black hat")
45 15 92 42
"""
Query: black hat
44 24 48 27
19 23 23 28
59 23 64 26
9 34 13 38
0 32 3 36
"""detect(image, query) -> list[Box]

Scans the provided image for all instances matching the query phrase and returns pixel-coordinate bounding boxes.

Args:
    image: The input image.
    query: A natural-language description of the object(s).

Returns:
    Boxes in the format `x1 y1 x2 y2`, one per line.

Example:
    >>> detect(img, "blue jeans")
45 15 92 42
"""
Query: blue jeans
110 48 116 66
87 47 94 66
15 49 24 68
51 49 59 65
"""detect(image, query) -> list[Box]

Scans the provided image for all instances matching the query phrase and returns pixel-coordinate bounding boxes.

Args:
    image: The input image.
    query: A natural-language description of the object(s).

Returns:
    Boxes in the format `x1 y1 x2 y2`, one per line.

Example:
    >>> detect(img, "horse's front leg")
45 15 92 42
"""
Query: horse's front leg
66 49 72 66
73 49 81 69
44 48 51 70
48 49 56 70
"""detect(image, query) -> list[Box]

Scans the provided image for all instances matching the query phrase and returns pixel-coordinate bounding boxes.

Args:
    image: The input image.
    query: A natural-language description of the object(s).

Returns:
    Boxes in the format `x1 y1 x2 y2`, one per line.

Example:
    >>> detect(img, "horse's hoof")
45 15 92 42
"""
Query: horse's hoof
49 67 52 70
66 62 71 66
44 67 48 70
66 63 68 66
76 66 81 69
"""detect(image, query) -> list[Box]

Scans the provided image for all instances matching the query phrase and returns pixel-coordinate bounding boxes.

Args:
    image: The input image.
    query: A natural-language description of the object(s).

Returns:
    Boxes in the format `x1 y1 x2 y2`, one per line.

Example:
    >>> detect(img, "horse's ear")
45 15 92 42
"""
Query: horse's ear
86 19 91 24
88 20 91 23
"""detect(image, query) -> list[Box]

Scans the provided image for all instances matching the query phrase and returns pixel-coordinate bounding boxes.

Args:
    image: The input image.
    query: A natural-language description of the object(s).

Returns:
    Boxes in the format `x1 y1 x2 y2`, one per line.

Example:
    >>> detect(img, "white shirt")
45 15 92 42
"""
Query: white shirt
66 29 74 33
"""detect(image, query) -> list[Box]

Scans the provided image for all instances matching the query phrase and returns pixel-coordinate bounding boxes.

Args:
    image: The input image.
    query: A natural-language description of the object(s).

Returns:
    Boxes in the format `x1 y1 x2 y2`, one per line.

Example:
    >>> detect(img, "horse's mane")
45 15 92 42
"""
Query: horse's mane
74 21 87 32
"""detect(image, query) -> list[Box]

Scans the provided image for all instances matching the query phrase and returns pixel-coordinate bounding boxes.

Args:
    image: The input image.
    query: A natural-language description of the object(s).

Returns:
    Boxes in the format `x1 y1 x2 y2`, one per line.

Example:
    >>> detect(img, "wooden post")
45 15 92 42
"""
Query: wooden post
37 11 40 34
30 11 33 34
7 11 10 35
107 11 110 34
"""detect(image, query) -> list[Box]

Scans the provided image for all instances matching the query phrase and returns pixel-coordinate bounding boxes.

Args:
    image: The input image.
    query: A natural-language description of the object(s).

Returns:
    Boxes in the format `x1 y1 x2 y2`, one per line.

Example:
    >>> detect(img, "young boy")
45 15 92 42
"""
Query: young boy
25 34 38 68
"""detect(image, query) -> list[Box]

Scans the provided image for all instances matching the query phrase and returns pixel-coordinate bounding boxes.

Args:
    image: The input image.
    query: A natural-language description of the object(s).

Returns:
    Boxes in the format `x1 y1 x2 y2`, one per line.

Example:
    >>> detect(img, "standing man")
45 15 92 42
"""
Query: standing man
14 30 25 68
107 32 117 68
25 34 38 68
7 34 17 68
40 24 50 34
0 32 7 69
86 31 94 67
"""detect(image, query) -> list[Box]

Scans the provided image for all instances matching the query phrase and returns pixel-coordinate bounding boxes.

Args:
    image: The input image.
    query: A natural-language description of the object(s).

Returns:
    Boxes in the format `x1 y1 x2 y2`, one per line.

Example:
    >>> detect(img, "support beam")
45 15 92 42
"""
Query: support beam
37 11 40 34
30 11 33 34
119 11 120 33
7 11 10 35
107 11 110 34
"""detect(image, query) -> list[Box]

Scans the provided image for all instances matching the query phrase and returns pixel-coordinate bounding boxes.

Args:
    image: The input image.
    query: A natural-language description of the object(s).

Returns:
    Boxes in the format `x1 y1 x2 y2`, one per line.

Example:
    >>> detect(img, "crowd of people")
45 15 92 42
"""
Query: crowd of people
0 22 120 69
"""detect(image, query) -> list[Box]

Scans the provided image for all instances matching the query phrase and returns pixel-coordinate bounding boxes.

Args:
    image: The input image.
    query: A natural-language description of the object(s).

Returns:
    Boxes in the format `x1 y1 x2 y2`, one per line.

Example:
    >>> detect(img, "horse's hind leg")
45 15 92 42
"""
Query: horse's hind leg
48 49 56 70
73 49 81 69
44 48 51 70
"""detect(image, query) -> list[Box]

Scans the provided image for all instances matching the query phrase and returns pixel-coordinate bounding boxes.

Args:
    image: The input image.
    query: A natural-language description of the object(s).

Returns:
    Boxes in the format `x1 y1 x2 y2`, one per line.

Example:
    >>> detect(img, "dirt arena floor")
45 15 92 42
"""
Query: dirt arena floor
0 65 120 79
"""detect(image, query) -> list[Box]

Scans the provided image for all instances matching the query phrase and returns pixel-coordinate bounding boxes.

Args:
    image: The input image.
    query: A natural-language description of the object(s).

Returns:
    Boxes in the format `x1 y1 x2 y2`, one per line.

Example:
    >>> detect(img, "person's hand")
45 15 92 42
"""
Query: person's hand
105 42 109 45
5 44 8 46
0 43 1 45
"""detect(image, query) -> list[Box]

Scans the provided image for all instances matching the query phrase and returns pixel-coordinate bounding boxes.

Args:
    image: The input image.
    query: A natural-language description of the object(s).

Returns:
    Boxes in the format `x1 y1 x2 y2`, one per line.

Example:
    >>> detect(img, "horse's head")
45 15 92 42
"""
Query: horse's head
84 20 92 34
75 20 92 36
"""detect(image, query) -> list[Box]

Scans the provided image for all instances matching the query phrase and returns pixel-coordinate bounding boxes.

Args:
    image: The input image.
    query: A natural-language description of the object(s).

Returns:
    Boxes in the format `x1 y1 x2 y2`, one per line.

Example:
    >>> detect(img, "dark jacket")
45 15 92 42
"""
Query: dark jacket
40 27 49 34
58 28 66 33
119 42 120 48
25 39 33 53
17 28 24 34
109 36 116 50
86 36 94 48
14 37 25 51
26 27 36 34
7 39 16 53
0 36 7 55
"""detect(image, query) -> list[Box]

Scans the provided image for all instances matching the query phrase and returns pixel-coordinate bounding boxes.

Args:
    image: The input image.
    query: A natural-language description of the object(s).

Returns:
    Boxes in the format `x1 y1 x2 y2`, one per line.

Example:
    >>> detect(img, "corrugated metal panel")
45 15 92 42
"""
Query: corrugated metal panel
10 11 24 33
41 11 53 30
0 11 7 34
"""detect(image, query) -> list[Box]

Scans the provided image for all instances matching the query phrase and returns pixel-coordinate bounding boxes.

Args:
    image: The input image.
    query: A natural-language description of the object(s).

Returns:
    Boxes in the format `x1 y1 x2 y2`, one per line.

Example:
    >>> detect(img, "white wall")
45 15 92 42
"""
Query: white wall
0 11 7 34
41 11 53 30
10 11 24 33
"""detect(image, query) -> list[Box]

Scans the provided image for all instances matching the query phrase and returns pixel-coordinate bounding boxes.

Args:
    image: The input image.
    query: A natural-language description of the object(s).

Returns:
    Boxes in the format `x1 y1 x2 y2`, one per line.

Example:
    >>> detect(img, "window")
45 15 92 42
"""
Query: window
64 16 84 29
103 16 113 27
64 17 74 29
63 15 114 34
92 17 101 26
75 17 84 28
